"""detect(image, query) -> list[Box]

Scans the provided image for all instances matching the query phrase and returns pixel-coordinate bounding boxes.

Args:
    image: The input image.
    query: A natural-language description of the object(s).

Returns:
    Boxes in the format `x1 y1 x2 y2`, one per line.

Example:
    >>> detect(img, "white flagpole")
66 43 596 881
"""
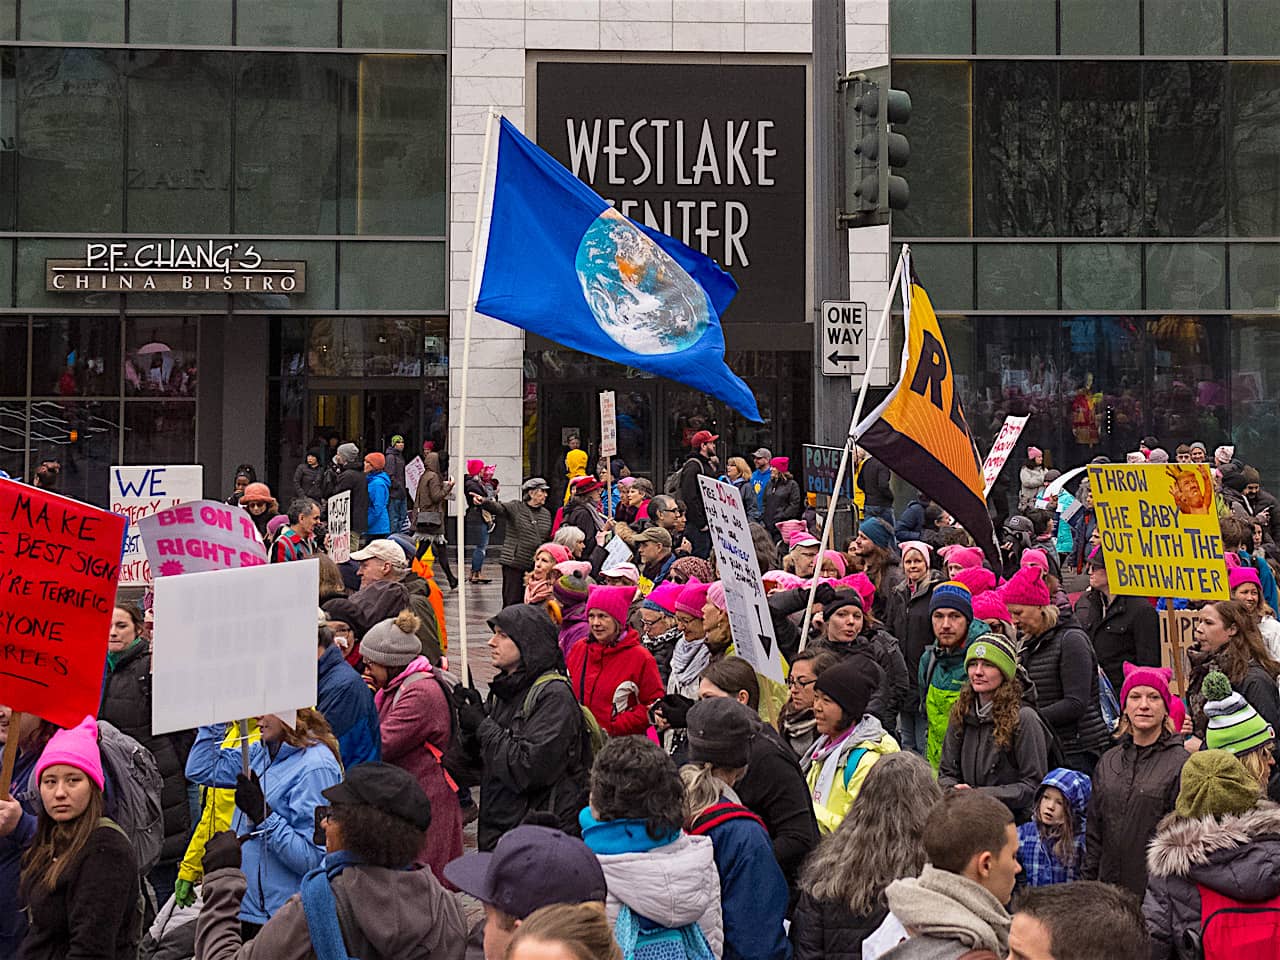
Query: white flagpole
797 244 909 652
454 108 500 686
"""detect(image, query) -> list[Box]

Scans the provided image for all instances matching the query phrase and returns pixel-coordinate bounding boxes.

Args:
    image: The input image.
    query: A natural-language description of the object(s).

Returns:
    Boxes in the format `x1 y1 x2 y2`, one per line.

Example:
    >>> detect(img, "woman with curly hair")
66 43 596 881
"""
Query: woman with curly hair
579 737 723 956
790 753 941 960
938 632 1049 821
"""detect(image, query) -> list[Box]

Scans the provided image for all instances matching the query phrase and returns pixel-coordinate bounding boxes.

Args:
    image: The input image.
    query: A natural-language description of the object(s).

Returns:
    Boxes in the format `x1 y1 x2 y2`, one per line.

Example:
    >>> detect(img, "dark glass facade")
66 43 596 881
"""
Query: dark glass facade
891 0 1280 481
0 0 447 505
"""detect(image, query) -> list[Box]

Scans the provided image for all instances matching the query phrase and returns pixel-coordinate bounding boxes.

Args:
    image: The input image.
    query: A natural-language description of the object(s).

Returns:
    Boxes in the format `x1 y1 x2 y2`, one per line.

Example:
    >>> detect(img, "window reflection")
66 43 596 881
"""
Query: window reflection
124 401 195 463
124 317 199 397
32 316 120 397
0 401 25 479
28 399 119 506
308 316 423 376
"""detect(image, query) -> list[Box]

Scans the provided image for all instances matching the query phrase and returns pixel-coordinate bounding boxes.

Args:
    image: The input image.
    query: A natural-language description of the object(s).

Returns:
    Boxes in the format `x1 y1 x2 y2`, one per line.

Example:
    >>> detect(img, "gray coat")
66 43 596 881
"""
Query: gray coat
486 497 553 572
938 700 1049 820
1144 802 1280 960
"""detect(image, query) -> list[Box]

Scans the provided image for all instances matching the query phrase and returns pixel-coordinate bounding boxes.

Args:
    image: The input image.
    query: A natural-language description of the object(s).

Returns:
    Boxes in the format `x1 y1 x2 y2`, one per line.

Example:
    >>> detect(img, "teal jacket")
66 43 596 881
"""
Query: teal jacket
919 619 989 771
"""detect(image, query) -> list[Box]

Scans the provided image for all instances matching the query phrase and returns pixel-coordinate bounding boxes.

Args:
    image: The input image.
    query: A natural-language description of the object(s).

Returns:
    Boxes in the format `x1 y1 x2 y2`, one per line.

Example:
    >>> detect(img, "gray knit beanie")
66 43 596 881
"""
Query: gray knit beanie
337 442 359 465
360 611 422 668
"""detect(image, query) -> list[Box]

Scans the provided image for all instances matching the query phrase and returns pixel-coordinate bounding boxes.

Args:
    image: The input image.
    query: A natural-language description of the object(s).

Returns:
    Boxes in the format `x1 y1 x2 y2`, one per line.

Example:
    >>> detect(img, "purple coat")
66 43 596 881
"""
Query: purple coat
558 601 591 658
373 657 463 882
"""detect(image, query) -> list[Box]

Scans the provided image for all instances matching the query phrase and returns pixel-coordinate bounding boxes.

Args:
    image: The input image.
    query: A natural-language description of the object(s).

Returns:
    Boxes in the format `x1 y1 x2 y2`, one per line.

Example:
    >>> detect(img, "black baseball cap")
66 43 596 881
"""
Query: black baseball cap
322 762 431 831
443 825 607 919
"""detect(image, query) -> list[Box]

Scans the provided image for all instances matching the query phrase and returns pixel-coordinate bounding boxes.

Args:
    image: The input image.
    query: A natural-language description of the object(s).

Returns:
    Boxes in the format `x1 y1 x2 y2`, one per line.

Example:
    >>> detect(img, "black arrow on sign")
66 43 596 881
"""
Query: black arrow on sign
827 351 861 365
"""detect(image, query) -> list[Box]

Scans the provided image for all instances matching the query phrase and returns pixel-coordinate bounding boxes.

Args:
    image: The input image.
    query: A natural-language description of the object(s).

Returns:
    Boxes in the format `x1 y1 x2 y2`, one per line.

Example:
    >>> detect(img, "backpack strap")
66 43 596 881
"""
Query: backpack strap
389 671 459 791
523 671 571 718
688 802 766 836
842 747 871 789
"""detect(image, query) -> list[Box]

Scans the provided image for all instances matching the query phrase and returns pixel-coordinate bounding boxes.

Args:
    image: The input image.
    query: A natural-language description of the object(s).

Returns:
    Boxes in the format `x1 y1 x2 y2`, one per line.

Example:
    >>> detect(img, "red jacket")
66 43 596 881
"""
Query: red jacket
565 629 664 736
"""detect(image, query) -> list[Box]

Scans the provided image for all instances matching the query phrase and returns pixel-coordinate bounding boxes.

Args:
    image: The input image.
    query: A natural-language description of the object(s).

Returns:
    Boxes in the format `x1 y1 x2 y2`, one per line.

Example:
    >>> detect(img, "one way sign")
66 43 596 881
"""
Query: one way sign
820 300 868 376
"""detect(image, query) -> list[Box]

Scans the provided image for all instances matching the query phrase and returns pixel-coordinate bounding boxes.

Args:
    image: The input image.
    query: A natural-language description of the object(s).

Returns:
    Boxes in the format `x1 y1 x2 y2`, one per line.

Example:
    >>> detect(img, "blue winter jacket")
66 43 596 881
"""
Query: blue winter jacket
366 469 392 536
1016 767 1091 888
186 724 342 924
0 745 40 955
317 643 382 768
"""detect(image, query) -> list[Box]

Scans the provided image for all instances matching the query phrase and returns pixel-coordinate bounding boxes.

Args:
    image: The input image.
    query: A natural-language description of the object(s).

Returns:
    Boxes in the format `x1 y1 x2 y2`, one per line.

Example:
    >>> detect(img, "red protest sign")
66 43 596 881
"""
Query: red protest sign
0 479 126 727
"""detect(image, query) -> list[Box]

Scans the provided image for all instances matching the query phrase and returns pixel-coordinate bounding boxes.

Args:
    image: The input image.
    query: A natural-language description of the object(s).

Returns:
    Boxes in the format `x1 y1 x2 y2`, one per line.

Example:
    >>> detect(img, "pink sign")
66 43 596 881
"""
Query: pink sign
137 499 268 577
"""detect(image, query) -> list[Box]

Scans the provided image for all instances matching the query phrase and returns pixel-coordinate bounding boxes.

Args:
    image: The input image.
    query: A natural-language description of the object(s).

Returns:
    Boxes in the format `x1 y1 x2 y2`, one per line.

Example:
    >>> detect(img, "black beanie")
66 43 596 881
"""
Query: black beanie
686 698 756 768
822 591 863 624
813 655 882 727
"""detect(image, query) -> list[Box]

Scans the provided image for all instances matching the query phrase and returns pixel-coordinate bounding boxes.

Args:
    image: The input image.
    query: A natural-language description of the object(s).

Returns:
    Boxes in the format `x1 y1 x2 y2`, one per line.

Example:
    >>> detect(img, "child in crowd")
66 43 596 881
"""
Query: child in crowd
1017 768 1091 887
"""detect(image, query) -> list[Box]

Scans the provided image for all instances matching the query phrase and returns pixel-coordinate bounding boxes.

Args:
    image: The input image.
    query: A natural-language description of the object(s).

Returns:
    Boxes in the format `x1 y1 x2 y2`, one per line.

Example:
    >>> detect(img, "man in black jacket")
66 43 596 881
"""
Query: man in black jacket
678 429 718 559
452 604 590 851
1074 548 1161 692
330 442 370 549
857 453 894 526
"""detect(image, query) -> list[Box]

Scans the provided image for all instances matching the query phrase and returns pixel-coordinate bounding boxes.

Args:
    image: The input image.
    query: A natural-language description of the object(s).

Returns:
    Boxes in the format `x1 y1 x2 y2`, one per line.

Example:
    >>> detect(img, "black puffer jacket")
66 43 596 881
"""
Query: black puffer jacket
487 498 553 573
1020 621 1111 757
790 893 886 960
463 604 589 851
885 571 943 699
1144 802 1280 960
762 476 803 536
1083 731 1188 898
735 722 819 890
812 628 909 726
292 454 328 502
938 698 1049 821
331 461 370 535
98 642 193 864
1074 588 1161 692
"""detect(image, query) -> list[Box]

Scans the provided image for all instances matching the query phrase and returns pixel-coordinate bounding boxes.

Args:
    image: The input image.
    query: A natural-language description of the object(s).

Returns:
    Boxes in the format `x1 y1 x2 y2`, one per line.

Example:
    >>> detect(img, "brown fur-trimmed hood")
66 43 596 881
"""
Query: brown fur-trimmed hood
1147 802 1280 898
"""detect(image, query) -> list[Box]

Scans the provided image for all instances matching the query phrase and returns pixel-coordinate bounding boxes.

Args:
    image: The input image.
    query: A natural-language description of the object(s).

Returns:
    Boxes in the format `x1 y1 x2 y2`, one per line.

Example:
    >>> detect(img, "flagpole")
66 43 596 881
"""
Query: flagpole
798 244 909 652
455 107 499 686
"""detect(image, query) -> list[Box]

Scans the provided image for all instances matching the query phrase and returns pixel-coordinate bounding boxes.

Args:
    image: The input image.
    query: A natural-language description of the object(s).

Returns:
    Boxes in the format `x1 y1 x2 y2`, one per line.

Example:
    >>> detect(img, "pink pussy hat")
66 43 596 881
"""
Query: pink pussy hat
587 584 636 626
36 715 104 791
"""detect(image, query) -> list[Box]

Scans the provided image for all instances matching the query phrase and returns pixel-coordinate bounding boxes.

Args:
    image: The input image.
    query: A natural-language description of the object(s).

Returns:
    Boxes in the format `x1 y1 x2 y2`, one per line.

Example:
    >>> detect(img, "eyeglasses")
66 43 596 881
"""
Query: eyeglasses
786 676 817 688
639 617 666 630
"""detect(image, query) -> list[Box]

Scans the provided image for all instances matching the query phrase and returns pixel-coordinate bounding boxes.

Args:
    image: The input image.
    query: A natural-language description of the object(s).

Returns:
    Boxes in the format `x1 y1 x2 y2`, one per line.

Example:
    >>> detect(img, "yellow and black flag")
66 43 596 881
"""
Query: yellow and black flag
854 252 1001 567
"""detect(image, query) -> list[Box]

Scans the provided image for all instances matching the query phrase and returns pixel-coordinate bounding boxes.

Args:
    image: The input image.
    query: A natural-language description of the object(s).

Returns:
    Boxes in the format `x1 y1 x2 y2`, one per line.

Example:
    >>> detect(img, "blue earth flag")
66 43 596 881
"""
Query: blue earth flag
475 117 761 422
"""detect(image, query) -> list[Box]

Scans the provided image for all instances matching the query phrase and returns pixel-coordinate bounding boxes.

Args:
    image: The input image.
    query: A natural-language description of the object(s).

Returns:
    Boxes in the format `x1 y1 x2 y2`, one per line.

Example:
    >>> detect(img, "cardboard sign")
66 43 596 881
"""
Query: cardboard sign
600 391 617 458
150 559 320 734
1089 464 1228 601
802 443 854 498
405 456 425 500
981 415 1029 495
137 499 268 577
0 479 127 727
327 491 351 563
698 475 784 683
111 465 204 586
1159 607 1199 695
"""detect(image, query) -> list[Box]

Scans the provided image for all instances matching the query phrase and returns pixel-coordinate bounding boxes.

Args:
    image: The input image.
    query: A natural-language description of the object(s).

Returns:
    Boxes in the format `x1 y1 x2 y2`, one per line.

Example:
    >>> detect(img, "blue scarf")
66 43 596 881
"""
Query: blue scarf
578 808 679 855
300 851 363 960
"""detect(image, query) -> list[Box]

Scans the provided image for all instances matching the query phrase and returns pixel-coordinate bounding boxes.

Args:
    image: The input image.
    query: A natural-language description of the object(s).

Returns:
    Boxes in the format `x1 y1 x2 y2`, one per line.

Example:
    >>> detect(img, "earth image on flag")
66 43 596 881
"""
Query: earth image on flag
576 207 711 355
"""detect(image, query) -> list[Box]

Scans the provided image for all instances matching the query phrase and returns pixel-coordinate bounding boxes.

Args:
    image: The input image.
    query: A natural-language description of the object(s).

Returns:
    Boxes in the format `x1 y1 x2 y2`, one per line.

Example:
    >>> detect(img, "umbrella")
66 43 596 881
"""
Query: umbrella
136 342 171 354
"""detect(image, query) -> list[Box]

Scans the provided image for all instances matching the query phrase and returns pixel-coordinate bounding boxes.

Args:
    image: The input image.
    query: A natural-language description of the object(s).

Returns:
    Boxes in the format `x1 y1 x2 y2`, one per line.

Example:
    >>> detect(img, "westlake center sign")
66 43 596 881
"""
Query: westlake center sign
47 240 306 293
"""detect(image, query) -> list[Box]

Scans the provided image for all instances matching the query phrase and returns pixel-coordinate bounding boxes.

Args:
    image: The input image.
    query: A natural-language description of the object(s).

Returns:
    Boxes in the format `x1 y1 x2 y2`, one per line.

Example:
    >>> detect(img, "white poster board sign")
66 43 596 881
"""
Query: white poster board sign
405 456 425 500
603 534 633 570
110 465 203 585
327 490 351 563
981 415 1030 495
151 559 320 734
599 391 617 458
698 475 784 683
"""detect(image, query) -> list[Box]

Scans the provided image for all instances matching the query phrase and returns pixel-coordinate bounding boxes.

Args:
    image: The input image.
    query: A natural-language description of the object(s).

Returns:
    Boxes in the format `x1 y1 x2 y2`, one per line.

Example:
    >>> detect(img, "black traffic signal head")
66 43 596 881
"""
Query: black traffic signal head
840 67 911 226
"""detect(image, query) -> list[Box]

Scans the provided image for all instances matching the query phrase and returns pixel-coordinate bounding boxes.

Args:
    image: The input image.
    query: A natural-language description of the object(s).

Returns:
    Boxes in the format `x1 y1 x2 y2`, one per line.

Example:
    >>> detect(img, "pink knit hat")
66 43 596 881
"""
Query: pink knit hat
1001 565 1050 607
555 560 593 579
706 581 728 612
898 540 932 566
466 459 485 476
770 456 789 472
1230 565 1263 591
941 545 984 571
1027 446 1043 460
1119 662 1174 718
972 591 1012 625
836 572 876 613
643 580 685 615
36 716 104 791
587 584 636 626
762 570 806 592
536 542 572 565
822 551 847 577
674 578 710 616
1020 548 1050 573
775 519 807 544
952 566 997 596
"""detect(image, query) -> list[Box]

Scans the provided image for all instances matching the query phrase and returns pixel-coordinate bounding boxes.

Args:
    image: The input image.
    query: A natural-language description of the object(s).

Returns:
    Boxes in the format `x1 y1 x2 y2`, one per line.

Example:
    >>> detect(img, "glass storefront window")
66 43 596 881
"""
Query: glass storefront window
342 0 446 49
308 317 424 377
235 0 339 47
126 52 233 233
1147 316 1228 449
1059 63 1142 237
28 399 119 506
128 0 233 44
0 317 25 395
1232 317 1280 480
973 62 1058 237
124 401 196 463
0 400 24 479
892 62 971 238
21 0 124 43
1230 63 1280 238
31 316 121 398
1145 62 1224 237
124 317 199 398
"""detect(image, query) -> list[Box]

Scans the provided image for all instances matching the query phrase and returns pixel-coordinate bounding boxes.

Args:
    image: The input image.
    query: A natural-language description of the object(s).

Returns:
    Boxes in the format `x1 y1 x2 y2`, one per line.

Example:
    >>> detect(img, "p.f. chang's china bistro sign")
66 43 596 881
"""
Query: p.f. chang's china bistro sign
46 241 306 294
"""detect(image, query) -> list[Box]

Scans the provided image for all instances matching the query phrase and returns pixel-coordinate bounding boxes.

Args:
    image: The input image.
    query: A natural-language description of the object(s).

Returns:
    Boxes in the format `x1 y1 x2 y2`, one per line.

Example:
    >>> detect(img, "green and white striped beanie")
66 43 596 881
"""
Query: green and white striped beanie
1204 670 1275 756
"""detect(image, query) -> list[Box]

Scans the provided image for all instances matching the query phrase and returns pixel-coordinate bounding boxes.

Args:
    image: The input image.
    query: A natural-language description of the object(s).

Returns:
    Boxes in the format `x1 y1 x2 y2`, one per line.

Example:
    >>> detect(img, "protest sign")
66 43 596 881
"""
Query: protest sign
600 391 617 458
1088 463 1228 602
1159 607 1198 695
698 475 784 683
981 415 1029 495
150 559 320 734
803 443 854 498
111 465 204 586
328 491 351 563
602 534 632 571
405 456 425 501
137 499 268 577
0 479 126 728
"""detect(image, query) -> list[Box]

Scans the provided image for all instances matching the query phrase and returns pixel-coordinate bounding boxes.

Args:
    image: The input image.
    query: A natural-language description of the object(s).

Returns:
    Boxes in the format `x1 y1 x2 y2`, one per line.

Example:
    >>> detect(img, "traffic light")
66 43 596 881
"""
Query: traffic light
840 67 911 227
